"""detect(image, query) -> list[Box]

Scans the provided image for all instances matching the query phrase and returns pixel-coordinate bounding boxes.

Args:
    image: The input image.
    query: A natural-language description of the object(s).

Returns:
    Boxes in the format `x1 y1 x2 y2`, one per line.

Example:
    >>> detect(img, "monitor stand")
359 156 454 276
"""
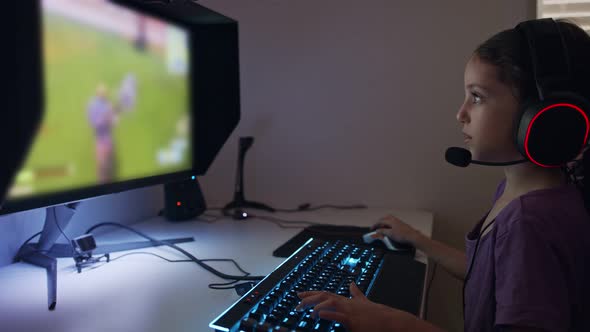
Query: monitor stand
15 203 194 310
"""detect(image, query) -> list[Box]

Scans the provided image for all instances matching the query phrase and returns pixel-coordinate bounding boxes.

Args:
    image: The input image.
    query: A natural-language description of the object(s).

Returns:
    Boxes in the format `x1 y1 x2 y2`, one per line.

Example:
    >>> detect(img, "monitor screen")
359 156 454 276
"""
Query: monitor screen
9 0 192 201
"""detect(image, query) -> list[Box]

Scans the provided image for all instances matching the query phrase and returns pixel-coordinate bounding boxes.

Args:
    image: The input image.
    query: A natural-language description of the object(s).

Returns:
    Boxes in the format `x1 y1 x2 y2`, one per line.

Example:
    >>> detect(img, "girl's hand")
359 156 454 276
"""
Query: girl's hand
371 214 424 245
296 283 422 332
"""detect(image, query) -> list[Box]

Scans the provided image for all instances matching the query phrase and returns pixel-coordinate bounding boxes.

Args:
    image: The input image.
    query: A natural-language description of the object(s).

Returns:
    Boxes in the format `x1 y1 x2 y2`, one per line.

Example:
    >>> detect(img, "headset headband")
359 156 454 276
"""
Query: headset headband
515 18 572 100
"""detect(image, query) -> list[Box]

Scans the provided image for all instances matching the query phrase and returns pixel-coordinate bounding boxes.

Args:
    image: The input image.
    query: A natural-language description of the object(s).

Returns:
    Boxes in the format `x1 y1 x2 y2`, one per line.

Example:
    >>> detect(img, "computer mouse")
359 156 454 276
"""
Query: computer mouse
362 231 413 251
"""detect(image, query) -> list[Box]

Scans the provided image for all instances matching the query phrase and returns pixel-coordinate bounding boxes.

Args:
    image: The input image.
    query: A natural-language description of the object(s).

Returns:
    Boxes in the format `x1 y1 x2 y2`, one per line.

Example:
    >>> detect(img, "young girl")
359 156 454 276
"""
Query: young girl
296 18 590 332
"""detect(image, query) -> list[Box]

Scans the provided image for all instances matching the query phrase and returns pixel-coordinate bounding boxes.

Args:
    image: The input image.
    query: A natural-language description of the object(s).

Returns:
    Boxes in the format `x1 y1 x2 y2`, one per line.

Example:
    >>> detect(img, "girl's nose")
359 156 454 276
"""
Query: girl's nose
456 104 469 124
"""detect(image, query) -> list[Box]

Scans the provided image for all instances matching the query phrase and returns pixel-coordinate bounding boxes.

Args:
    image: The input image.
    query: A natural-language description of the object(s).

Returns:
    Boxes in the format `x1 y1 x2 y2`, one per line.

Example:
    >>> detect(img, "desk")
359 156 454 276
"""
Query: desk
0 207 433 332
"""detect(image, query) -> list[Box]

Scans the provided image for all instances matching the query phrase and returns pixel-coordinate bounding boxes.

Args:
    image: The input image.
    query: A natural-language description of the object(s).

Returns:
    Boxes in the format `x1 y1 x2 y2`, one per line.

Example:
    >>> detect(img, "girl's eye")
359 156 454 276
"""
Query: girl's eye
471 92 482 104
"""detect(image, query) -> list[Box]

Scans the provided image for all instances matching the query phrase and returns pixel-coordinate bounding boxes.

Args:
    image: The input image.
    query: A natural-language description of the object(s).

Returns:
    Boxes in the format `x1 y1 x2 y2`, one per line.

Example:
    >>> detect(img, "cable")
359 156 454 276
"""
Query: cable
104 252 251 290
249 214 325 226
208 278 244 290
462 219 496 320
423 262 437 321
207 210 364 232
17 231 42 254
14 231 53 262
210 208 327 228
101 252 251 276
248 214 372 237
253 215 317 229
85 222 264 281
94 251 254 290
14 231 49 262
18 208 77 259
109 251 192 263
52 208 75 255
274 203 368 213
211 203 367 214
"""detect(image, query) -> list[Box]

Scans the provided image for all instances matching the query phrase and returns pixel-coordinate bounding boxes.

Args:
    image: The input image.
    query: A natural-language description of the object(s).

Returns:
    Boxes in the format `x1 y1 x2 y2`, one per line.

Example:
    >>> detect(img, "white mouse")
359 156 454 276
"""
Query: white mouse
362 231 413 251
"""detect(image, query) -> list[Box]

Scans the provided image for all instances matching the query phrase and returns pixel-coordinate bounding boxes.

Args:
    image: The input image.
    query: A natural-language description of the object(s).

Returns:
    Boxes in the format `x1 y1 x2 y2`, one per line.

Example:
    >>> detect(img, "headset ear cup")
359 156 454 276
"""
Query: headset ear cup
517 97 589 167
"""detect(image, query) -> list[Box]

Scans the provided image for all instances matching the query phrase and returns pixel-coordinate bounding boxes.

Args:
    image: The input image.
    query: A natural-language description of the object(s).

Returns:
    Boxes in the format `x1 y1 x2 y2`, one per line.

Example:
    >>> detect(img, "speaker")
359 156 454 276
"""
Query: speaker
164 177 207 221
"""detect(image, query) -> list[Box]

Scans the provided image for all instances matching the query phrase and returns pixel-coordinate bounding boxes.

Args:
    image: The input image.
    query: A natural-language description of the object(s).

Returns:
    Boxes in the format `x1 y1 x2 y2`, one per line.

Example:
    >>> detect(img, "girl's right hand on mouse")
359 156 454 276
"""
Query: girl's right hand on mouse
371 214 424 246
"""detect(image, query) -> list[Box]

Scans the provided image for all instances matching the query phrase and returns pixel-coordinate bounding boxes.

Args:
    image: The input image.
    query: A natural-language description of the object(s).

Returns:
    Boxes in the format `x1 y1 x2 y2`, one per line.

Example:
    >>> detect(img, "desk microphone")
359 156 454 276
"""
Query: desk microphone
445 147 528 167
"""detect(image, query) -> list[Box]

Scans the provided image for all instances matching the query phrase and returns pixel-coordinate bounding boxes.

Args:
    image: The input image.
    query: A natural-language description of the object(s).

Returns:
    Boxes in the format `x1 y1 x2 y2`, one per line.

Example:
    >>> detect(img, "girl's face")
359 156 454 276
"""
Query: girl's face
456 55 523 163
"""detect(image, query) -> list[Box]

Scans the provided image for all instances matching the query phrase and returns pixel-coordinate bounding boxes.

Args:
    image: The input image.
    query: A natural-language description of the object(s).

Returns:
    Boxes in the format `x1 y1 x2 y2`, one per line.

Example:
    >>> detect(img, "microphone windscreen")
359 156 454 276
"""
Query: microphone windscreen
445 147 472 167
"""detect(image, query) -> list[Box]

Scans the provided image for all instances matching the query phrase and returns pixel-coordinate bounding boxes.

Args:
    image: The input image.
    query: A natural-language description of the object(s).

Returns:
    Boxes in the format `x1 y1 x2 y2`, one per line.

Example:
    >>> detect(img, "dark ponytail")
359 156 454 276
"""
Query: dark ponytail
474 19 590 214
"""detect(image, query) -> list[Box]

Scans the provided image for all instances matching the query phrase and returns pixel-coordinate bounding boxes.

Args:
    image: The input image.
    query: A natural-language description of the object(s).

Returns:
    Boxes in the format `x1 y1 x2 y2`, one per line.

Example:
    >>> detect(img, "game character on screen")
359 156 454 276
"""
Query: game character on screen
87 83 117 183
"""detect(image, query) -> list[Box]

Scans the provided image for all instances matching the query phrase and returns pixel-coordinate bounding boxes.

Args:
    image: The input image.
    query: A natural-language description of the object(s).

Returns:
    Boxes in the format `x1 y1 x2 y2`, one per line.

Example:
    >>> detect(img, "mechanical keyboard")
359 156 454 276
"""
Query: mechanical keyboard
210 237 424 332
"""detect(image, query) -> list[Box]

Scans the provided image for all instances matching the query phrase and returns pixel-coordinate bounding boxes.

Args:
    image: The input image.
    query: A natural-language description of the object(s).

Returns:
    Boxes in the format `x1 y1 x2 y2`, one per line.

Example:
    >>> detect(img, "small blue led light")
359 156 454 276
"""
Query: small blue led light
347 257 359 266
191 175 196 180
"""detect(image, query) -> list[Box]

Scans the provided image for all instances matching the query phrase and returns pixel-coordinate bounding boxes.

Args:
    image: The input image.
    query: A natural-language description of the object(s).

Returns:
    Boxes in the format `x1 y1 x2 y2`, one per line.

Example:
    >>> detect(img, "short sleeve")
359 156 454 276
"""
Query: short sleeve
494 217 570 331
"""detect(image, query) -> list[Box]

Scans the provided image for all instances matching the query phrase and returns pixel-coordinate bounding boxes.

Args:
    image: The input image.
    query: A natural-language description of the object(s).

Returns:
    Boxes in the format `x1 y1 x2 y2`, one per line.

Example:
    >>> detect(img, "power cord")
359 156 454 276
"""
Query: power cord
15 207 78 260
209 203 368 213
88 251 254 291
53 207 76 256
110 251 191 263
85 222 264 281
274 203 368 213
206 209 366 230
208 279 243 290
14 231 43 262
250 214 325 228
207 209 329 229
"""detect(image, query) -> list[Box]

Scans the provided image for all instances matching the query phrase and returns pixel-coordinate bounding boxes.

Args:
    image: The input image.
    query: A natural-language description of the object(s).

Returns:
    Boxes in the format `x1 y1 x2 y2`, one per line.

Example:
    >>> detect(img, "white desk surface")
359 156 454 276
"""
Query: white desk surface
0 207 433 332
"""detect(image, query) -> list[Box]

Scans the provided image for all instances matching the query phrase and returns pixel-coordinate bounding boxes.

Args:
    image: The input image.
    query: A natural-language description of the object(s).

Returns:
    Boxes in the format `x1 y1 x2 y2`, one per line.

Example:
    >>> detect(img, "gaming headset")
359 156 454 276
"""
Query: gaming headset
446 18 590 168
460 17 590 319
514 18 590 168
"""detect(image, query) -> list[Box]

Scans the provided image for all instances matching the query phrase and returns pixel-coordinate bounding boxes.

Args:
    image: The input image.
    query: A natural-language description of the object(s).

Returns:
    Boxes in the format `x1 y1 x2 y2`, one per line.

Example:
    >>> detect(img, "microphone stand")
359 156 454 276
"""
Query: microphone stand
223 136 275 214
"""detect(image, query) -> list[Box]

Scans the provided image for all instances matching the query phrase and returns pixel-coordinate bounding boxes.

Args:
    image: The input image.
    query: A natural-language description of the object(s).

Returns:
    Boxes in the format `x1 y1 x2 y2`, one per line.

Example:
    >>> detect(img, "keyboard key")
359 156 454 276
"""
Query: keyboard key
239 318 258 331
312 319 333 331
249 310 262 322
331 322 346 332
255 322 274 332
281 316 298 328
265 314 279 325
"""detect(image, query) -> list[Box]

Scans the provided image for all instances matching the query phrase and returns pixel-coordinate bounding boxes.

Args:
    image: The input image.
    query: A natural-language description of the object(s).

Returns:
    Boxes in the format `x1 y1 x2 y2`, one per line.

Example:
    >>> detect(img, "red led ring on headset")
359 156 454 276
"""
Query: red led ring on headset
524 102 590 168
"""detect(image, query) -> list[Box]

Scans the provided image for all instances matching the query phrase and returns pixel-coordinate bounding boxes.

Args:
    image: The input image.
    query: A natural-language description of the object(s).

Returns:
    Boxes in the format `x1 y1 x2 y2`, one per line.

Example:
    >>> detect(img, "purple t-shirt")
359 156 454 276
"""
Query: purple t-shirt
464 179 590 332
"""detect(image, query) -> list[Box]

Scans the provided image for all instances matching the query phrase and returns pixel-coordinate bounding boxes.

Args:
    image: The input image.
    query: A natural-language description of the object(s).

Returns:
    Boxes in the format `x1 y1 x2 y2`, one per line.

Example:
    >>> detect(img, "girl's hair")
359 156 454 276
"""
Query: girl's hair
473 19 590 213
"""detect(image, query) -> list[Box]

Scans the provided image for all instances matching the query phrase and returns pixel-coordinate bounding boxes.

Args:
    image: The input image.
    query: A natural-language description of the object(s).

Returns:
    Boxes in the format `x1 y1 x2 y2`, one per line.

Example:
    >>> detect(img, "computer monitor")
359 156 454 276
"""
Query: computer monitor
5 0 241 215
6 0 241 310
8 0 192 208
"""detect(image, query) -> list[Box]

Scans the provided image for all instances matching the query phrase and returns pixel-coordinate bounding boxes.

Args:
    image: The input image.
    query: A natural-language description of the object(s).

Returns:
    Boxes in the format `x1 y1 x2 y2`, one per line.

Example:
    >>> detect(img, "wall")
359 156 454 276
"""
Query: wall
196 1 534 331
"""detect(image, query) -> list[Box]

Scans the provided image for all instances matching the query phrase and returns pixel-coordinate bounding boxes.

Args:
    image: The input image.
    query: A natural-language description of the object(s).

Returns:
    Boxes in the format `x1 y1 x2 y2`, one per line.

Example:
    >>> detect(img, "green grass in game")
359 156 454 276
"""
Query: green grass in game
14 13 190 197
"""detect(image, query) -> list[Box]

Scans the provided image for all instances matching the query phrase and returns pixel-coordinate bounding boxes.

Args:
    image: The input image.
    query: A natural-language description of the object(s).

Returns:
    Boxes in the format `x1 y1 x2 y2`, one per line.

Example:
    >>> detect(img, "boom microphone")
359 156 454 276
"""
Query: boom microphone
445 147 528 167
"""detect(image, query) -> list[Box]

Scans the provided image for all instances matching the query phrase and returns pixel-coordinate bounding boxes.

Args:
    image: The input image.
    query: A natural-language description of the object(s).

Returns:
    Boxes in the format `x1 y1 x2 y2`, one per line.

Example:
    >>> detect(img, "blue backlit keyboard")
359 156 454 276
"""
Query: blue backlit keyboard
209 238 390 332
